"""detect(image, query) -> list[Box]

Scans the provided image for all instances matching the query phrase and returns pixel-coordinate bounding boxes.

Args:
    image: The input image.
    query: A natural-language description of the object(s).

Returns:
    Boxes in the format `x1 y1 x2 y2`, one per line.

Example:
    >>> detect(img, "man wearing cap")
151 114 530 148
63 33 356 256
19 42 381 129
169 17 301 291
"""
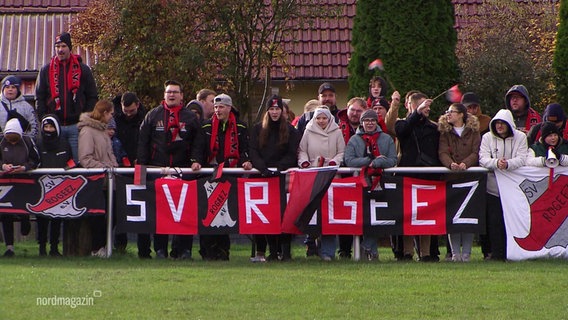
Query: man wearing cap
526 103 567 146
1 75 39 140
296 82 340 135
138 80 204 260
199 93 252 261
504 84 541 134
344 109 397 260
35 32 98 163
461 92 491 135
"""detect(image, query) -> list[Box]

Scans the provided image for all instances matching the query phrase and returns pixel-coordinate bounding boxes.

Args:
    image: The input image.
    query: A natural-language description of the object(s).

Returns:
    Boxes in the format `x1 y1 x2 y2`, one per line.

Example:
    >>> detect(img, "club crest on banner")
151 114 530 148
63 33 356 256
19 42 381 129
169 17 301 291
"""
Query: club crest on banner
26 175 88 218
202 180 236 228
516 175 568 251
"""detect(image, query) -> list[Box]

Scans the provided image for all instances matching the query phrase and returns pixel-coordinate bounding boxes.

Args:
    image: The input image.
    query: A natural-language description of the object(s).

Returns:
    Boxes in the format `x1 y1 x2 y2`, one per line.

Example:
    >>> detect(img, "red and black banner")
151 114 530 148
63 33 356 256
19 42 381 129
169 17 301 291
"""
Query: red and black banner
0 173 105 218
113 172 486 236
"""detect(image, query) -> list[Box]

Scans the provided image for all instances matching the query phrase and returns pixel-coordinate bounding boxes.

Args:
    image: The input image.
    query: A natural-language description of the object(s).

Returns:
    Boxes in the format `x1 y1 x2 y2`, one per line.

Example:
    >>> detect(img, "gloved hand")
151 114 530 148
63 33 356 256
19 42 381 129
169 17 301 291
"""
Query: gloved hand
261 169 280 177
328 160 337 166
301 161 310 168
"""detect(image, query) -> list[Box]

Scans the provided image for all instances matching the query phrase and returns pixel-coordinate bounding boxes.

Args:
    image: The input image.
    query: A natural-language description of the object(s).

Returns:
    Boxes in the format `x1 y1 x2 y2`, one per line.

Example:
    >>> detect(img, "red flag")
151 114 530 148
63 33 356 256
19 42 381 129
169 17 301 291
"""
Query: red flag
134 164 147 185
368 59 384 71
446 85 463 103
282 167 337 233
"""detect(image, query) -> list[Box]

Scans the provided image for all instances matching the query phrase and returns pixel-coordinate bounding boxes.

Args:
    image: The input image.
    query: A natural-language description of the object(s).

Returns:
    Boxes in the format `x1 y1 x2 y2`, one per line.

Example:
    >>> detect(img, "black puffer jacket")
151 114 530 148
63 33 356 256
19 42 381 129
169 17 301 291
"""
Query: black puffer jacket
137 104 203 167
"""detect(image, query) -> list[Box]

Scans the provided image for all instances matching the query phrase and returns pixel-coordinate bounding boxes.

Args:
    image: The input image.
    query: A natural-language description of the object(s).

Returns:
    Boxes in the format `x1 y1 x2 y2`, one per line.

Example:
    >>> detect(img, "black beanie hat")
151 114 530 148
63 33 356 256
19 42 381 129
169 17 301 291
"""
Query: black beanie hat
541 121 561 141
266 95 283 110
55 32 72 50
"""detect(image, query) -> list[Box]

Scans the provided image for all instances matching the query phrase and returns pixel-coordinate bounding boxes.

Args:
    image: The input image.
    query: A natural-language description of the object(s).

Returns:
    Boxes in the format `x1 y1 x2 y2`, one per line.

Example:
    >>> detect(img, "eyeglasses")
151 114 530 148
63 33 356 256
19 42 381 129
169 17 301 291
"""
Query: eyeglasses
361 119 376 123
165 91 181 94
445 110 460 115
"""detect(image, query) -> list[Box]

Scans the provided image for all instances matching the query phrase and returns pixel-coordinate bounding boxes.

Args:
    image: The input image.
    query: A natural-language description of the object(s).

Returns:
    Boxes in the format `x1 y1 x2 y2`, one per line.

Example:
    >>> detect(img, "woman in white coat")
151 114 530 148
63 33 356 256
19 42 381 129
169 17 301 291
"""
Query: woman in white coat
298 107 345 260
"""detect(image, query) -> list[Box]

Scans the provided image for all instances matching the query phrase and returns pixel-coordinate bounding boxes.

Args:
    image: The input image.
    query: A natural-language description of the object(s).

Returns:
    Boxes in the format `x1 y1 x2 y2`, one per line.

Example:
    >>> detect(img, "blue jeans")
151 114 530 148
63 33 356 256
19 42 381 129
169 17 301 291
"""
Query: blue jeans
362 236 378 255
320 235 337 258
60 124 79 164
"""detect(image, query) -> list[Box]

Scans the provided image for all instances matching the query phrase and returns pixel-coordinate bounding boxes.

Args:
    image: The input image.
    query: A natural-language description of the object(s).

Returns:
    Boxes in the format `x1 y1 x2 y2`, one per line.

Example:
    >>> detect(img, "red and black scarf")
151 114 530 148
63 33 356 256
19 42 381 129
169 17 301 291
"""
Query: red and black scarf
362 132 383 190
339 120 353 145
49 54 81 111
164 101 182 143
209 112 239 167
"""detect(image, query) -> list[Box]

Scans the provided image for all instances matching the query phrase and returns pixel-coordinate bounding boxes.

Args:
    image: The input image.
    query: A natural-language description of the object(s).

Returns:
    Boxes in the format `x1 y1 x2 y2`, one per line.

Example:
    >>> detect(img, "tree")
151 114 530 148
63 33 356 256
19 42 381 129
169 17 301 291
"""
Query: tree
73 0 217 108
348 0 460 117
205 0 323 122
554 0 568 108
456 0 559 116
73 0 320 119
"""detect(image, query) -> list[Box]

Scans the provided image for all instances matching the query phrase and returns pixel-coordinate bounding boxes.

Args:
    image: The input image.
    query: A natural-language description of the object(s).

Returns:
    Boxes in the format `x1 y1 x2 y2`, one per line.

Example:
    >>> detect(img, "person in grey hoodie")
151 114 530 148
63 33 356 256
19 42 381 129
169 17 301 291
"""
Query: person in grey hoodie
0 75 39 140
504 84 541 134
479 109 528 260
344 109 397 260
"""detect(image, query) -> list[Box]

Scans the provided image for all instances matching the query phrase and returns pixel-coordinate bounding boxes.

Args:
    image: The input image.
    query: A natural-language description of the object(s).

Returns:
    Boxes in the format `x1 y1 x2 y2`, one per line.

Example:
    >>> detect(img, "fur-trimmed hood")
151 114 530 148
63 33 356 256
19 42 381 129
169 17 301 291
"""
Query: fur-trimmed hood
437 113 480 134
77 112 107 132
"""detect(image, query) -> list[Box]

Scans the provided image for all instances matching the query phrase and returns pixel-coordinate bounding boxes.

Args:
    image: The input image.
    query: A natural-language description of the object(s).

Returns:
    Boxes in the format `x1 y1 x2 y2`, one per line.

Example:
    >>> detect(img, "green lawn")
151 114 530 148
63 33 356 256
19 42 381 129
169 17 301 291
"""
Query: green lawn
0 242 567 319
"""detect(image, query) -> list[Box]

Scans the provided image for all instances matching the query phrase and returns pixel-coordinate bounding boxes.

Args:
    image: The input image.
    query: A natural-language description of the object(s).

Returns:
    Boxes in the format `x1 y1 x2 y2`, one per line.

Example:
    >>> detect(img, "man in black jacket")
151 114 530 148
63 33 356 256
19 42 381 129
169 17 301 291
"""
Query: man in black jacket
35 32 98 164
137 80 203 260
199 93 252 260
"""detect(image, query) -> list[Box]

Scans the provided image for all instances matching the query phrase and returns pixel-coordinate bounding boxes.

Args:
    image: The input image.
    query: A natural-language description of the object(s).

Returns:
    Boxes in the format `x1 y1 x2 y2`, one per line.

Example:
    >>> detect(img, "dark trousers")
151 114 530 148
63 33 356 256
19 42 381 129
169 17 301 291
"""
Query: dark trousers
199 234 230 260
487 194 506 260
90 215 107 251
1 215 14 246
338 235 353 256
37 216 61 248
137 234 152 257
154 234 193 257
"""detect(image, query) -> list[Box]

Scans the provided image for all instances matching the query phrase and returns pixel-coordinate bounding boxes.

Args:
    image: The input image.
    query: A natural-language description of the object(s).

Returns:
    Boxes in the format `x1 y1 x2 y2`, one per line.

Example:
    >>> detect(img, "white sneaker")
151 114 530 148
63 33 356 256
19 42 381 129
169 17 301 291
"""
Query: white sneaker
91 247 107 258
462 254 471 262
452 254 462 262
250 255 266 263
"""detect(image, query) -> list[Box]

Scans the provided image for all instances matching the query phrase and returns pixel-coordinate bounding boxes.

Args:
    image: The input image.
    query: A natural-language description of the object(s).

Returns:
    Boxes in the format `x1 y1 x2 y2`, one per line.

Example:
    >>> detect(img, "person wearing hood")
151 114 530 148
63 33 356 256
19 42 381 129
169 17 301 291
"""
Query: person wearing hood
0 118 40 257
249 95 300 262
298 107 346 261
526 121 568 167
504 84 541 134
526 103 567 146
77 100 118 258
438 103 481 262
36 115 73 257
200 93 252 261
186 99 204 121
344 109 397 260
479 109 528 261
0 75 39 140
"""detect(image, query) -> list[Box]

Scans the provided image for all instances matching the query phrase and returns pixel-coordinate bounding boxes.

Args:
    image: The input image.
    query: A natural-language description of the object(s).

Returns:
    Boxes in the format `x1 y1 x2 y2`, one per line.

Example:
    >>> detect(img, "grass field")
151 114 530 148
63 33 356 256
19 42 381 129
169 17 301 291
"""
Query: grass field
0 241 567 320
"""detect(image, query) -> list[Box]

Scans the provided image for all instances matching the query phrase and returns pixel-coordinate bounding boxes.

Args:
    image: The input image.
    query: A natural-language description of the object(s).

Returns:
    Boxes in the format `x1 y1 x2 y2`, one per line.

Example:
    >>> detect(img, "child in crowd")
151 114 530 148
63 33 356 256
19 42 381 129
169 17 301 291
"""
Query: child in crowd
36 115 73 256
0 118 40 257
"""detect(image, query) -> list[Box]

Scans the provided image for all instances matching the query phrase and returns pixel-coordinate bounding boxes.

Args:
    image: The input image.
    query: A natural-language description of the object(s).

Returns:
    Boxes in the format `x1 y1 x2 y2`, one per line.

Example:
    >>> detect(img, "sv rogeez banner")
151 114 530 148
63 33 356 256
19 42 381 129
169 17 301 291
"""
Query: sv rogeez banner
115 173 487 236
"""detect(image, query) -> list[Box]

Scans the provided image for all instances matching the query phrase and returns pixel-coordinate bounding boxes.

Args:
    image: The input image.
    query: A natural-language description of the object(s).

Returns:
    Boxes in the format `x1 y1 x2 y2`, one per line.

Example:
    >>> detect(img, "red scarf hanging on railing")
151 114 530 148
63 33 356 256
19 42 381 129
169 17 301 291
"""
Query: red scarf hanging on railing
48 55 81 111
362 132 383 190
209 112 239 167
